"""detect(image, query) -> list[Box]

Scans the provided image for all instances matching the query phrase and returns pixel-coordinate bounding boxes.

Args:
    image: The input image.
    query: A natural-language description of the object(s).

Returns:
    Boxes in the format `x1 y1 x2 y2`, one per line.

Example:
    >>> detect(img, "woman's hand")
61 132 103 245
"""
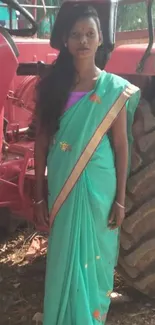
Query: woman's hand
34 200 49 228
108 201 125 230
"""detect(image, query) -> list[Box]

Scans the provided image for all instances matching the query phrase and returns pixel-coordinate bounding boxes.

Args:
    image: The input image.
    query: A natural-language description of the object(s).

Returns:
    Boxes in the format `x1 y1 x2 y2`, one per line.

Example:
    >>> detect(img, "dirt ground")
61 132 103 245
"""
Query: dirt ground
0 228 155 325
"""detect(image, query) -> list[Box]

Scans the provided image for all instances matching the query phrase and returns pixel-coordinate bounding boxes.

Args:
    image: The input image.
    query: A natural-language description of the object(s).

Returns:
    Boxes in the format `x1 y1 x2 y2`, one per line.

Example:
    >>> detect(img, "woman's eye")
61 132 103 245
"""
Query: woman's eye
70 31 79 38
69 30 95 39
87 31 95 38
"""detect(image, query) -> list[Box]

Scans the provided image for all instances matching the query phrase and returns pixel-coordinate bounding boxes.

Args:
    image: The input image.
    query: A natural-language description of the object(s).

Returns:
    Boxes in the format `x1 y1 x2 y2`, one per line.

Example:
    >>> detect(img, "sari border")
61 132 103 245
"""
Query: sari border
49 84 139 227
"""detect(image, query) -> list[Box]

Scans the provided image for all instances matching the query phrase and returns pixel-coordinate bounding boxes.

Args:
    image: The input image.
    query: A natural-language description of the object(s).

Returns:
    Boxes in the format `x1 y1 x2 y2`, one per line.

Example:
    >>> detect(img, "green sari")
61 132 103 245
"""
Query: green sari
43 72 140 324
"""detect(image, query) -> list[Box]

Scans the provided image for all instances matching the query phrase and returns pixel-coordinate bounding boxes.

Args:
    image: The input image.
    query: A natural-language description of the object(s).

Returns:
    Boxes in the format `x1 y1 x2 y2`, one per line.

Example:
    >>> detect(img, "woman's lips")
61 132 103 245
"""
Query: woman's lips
77 48 90 52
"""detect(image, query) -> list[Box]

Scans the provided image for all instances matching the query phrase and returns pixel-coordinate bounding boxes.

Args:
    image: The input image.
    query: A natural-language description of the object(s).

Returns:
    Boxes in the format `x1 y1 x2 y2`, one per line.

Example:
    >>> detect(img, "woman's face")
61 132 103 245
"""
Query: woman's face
67 17 102 60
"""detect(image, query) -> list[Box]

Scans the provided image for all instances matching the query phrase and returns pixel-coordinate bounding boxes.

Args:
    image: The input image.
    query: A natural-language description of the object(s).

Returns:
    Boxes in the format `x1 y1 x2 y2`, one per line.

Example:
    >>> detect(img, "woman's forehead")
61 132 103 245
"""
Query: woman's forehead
71 17 98 31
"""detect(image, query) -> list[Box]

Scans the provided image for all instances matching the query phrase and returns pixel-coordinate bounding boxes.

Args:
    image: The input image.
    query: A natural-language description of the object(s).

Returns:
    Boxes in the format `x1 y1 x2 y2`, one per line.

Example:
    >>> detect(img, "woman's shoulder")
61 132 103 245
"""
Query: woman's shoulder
103 72 140 96
104 72 130 89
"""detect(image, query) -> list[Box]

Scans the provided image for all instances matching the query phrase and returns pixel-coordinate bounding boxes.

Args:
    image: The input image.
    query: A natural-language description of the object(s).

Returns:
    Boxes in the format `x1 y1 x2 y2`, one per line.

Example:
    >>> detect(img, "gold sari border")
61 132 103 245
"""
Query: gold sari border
49 84 139 227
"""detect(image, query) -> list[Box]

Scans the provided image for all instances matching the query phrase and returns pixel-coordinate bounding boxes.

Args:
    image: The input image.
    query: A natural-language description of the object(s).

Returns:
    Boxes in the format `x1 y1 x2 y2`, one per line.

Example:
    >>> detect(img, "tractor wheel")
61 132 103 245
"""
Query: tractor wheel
118 98 155 298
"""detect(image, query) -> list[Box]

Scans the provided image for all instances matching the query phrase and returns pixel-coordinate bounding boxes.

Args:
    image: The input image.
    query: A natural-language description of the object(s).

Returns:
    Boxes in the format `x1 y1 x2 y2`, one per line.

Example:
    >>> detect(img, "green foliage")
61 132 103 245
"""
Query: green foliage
117 1 155 31
37 0 60 37
37 0 155 37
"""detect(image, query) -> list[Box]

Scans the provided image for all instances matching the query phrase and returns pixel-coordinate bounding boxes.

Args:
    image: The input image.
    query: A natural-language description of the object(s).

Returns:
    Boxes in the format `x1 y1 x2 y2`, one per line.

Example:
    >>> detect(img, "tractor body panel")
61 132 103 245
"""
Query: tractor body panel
106 43 155 76
0 29 18 159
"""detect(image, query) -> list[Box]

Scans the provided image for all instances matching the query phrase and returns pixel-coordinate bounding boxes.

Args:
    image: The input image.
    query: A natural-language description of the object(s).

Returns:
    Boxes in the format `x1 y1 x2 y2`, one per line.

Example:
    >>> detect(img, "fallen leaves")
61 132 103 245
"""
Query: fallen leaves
25 236 47 263
0 229 47 266
0 229 45 325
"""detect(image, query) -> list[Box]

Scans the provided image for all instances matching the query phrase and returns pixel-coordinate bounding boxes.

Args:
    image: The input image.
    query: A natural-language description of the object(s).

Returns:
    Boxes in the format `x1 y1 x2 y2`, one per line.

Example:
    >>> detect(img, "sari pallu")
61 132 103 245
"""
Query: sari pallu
43 72 140 325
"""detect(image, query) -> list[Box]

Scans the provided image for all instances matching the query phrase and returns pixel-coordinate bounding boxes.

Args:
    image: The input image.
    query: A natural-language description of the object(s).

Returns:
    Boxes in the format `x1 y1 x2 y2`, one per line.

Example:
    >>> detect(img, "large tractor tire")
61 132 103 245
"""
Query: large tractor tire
118 97 155 298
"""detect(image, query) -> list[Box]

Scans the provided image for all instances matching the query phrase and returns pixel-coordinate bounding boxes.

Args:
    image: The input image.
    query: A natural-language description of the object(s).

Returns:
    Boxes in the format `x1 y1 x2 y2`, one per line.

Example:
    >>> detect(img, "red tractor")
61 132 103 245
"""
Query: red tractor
0 0 54 231
1 0 155 298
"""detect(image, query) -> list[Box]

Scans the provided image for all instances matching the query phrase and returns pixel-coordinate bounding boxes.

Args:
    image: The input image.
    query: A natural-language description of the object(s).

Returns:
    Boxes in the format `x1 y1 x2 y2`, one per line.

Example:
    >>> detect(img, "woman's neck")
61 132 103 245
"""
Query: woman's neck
74 58 100 81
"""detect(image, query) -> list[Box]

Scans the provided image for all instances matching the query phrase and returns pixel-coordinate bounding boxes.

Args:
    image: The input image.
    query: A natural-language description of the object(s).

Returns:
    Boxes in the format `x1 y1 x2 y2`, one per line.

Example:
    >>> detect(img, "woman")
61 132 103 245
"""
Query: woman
34 4 140 324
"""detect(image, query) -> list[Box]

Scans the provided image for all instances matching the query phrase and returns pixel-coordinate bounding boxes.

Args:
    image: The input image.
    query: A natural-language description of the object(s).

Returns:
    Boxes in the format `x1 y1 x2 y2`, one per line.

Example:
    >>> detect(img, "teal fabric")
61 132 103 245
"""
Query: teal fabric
0 4 16 28
43 72 140 325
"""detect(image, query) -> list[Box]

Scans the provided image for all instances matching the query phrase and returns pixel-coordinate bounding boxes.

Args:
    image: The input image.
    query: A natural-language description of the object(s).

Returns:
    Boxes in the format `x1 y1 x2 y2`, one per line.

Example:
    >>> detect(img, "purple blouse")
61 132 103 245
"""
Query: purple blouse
64 92 87 112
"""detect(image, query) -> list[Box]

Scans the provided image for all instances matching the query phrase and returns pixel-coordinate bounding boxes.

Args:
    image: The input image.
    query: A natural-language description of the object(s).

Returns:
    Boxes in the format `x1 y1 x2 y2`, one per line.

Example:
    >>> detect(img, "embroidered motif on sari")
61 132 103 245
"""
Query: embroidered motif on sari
93 310 107 322
60 141 72 152
90 93 102 104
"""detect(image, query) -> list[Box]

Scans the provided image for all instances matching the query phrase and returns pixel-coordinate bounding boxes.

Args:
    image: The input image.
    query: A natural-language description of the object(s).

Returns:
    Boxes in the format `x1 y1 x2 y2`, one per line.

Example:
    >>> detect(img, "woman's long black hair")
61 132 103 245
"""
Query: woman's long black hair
35 5 102 137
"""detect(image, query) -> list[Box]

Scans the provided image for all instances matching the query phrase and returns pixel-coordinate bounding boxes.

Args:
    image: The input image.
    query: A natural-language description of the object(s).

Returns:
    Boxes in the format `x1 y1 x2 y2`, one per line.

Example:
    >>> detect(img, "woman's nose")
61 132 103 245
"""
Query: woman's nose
79 34 87 44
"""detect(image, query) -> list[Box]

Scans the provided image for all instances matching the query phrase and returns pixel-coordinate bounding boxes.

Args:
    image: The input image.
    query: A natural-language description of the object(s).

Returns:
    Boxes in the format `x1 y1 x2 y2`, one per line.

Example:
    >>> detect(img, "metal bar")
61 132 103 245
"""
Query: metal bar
119 0 145 3
0 178 17 187
33 0 37 21
9 7 13 29
136 0 154 73
0 3 59 9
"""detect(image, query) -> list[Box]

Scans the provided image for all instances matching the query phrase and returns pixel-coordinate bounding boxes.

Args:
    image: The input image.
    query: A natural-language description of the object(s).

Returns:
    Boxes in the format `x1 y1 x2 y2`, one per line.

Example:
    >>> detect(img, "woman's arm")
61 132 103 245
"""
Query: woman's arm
111 106 128 206
109 106 128 229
